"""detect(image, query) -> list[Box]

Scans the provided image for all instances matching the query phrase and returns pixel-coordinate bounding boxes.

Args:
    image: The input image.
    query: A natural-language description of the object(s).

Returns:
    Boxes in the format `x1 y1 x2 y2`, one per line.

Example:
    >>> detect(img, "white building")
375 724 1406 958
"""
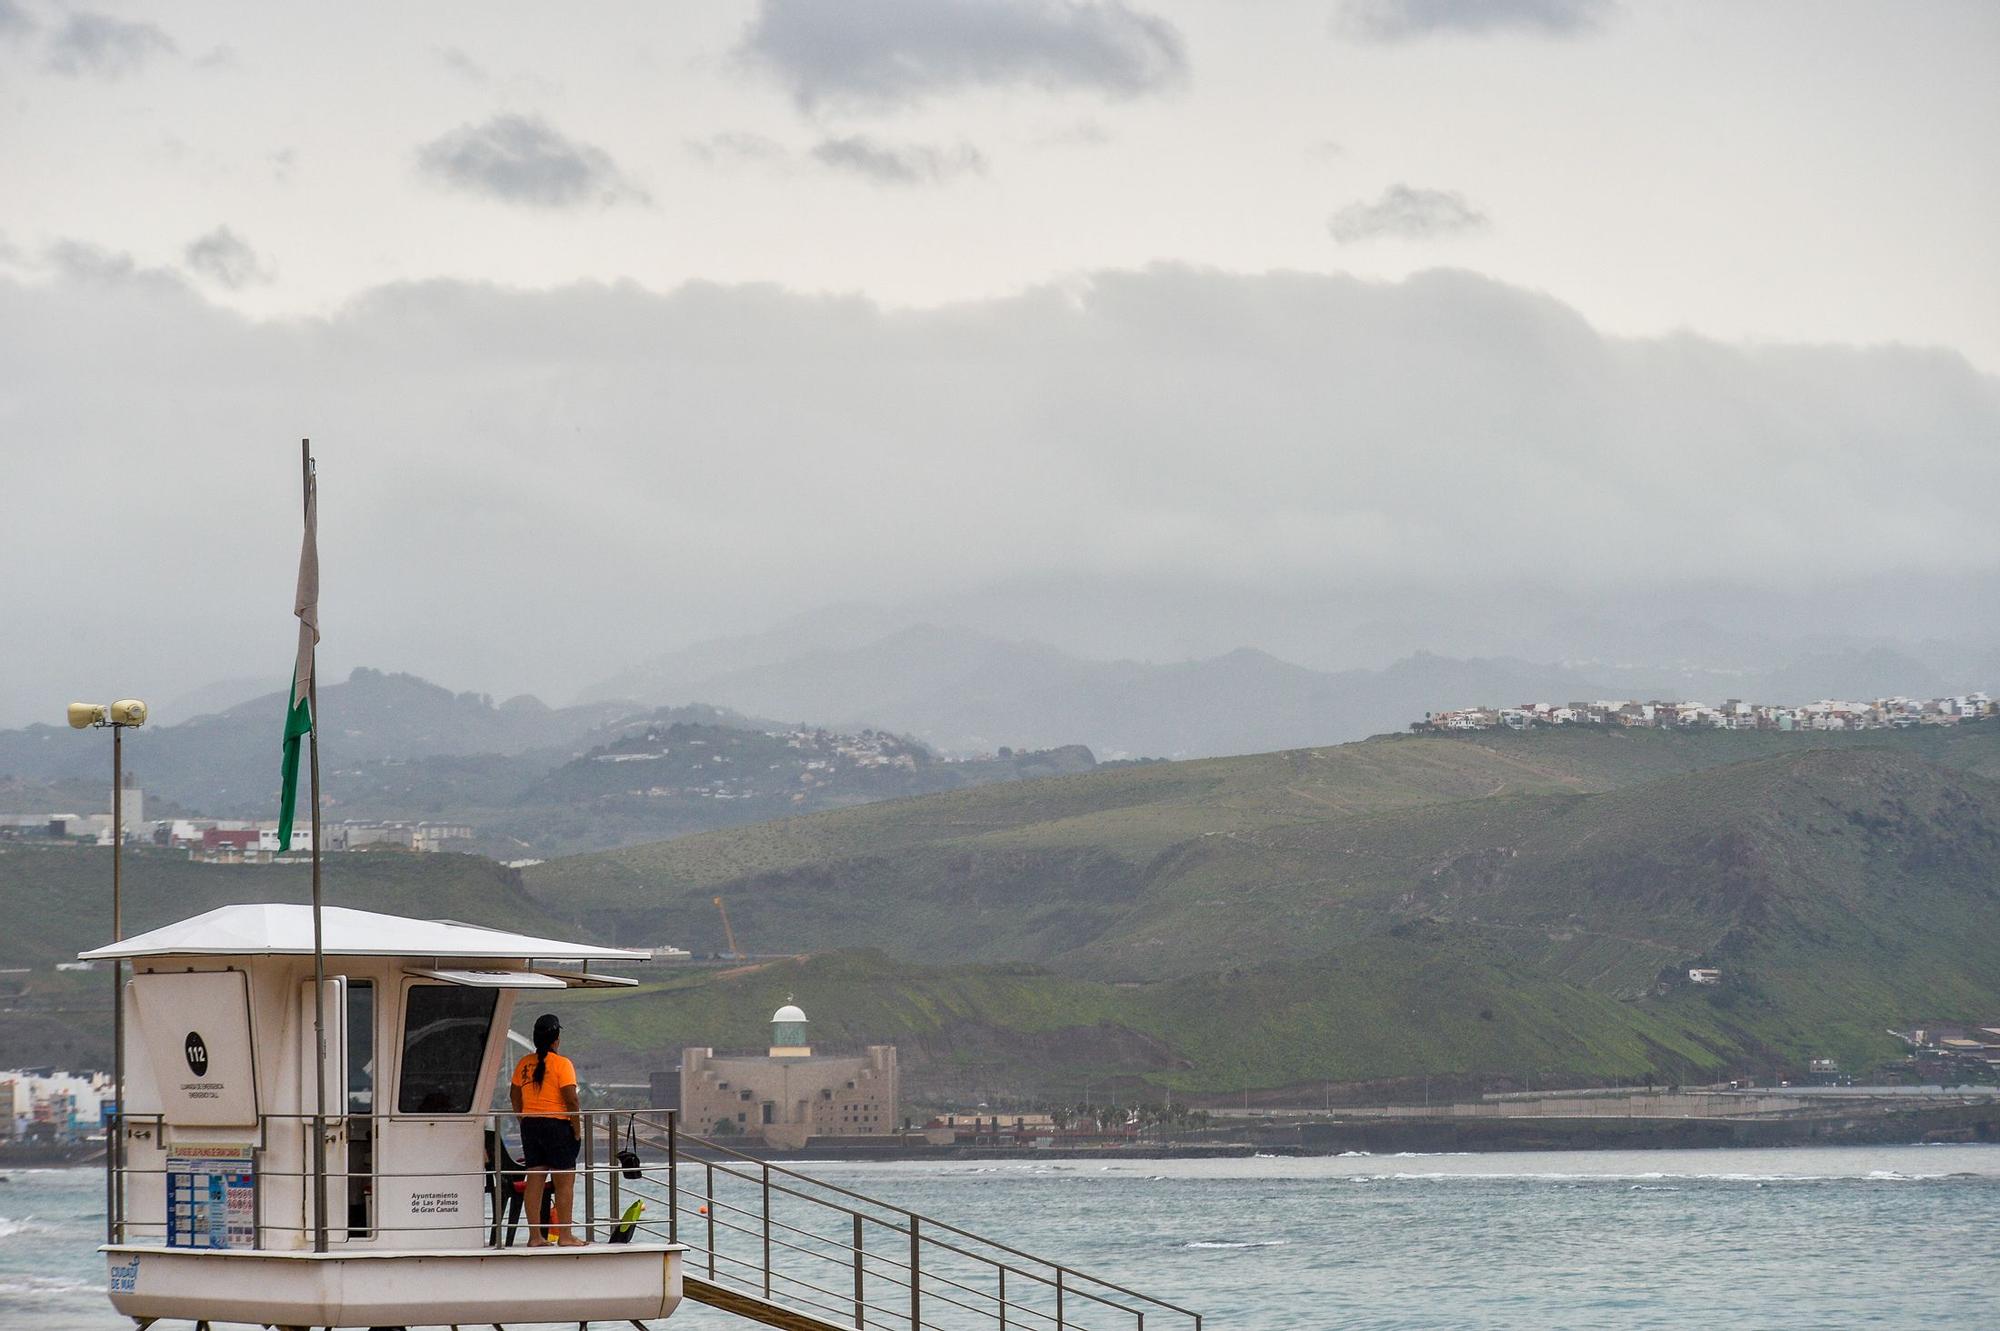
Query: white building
0 1068 111 1138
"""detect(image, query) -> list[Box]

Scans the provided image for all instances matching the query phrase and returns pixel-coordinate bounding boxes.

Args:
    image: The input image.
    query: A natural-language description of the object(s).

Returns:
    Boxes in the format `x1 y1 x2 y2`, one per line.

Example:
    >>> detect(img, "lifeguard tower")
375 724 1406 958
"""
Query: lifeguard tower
88 903 1203 1331
89 904 679 1328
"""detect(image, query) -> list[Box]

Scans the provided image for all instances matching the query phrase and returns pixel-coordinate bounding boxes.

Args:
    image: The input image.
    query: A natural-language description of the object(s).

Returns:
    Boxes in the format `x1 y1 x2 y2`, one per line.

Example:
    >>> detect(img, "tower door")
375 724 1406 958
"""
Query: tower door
298 978 353 1243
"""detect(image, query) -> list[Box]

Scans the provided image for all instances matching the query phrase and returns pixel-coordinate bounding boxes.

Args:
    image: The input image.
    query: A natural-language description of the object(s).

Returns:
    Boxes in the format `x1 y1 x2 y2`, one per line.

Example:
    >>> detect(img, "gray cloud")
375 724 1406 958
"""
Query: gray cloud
414 115 647 208
685 131 793 170
812 135 988 186
2 260 1994 726
1339 0 1613 41
687 131 989 185
44 12 176 77
1036 119 1112 148
184 226 273 289
434 45 487 83
44 239 137 281
738 0 1187 111
1329 184 1487 242
0 0 36 41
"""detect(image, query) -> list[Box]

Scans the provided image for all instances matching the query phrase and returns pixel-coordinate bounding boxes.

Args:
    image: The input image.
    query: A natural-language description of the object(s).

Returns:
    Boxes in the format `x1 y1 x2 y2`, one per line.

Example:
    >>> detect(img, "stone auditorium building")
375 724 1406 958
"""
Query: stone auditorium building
679 1002 899 1150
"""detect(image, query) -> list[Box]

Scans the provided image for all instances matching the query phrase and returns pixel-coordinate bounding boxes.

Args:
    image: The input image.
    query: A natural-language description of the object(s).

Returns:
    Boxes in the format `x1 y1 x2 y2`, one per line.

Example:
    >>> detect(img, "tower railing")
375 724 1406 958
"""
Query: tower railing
103 1108 1202 1331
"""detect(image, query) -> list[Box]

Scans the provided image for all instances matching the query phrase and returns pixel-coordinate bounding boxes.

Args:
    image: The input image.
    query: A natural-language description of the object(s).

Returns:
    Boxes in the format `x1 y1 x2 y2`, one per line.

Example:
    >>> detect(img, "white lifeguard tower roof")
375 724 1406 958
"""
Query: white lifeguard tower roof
79 902 648 962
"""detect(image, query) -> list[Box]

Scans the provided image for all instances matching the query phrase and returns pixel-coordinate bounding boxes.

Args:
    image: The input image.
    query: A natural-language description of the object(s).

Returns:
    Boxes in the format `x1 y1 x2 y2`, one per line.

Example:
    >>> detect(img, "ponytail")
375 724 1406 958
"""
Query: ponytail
530 1013 561 1086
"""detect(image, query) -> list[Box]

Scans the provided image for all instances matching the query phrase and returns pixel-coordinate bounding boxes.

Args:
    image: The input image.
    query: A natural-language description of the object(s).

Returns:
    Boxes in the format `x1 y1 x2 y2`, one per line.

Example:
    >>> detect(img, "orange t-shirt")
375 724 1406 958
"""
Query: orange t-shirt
513 1052 578 1118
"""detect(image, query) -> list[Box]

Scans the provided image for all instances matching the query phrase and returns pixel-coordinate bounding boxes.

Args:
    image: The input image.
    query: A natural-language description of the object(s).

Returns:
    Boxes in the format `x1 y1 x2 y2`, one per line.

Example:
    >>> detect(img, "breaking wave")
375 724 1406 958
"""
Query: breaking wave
0 1217 48 1241
1182 1239 1289 1250
0 1273 96 1295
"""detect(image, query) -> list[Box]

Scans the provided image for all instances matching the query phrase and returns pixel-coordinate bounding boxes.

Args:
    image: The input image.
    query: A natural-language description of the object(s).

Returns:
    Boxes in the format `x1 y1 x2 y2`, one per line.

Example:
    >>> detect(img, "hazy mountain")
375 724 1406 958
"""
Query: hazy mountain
791 574 2000 684
0 668 649 813
0 668 1097 854
582 604 917 706
13 634 1981 824
160 677 273 723
588 624 1613 758
586 618 1994 761
1752 648 1949 704
1563 646 1953 713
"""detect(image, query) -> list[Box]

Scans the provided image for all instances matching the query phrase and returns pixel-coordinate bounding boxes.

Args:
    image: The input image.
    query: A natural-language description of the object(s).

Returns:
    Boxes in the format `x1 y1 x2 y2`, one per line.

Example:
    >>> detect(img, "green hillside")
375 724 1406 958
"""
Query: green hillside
523 726 2000 1098
550 939 1737 1102
528 724 2000 961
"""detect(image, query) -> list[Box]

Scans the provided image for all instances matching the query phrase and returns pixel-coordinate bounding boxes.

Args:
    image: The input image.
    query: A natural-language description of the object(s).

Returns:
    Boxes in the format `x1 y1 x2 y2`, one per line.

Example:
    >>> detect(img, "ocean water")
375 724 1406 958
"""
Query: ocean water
8 1145 1999 1329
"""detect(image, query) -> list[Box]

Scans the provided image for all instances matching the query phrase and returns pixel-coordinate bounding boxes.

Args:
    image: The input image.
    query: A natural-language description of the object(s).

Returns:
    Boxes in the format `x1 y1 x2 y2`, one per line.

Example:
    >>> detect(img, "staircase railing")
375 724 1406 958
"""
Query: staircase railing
599 1110 1202 1331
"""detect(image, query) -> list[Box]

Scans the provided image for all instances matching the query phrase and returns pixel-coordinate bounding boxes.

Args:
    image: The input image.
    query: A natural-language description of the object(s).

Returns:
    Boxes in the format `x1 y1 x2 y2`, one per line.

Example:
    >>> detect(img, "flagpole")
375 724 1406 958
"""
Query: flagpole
303 438 329 1254
109 722 122 1244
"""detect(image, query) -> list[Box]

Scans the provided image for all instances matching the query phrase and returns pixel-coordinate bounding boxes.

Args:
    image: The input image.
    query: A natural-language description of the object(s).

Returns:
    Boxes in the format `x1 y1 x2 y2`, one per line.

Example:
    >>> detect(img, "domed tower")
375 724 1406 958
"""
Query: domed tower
769 999 811 1058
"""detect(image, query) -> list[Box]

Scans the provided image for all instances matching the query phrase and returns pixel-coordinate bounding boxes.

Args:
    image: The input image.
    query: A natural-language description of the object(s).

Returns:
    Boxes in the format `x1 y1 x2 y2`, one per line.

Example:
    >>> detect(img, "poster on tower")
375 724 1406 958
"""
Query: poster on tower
166 1144 256 1249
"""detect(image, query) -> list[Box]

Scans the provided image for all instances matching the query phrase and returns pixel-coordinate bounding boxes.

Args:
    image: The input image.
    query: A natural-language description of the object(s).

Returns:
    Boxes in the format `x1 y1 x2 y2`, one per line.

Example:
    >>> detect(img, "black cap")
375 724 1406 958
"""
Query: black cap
533 1013 562 1043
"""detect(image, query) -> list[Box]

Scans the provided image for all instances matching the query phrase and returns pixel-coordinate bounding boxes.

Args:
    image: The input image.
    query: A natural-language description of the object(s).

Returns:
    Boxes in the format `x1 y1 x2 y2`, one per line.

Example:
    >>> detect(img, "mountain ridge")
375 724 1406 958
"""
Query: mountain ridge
582 621 1980 760
584 623 1616 757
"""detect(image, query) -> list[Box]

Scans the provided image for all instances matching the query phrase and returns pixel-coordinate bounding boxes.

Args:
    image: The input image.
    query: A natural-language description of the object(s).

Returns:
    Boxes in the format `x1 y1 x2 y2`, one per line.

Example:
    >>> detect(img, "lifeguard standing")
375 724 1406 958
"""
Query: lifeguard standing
512 1013 585 1246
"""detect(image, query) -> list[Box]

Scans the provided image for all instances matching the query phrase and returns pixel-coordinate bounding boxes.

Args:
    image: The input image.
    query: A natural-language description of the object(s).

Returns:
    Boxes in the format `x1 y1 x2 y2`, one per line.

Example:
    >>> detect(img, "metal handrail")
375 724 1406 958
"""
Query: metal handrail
675 1165 1022 1304
662 1119 1193 1326
689 1233 1080 1331
656 1111 1184 1303
694 1239 908 1326
633 1200 1094 1331
689 1203 1013 1329
631 1112 1193 1329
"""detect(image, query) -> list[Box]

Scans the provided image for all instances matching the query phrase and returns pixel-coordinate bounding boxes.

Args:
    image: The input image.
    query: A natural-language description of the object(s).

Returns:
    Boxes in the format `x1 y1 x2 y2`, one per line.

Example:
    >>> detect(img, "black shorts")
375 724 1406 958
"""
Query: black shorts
520 1116 579 1171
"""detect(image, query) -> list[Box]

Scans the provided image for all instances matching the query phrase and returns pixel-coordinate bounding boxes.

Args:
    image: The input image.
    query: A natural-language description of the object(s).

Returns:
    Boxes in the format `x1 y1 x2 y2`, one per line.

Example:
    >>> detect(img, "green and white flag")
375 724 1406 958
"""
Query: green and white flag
277 466 319 851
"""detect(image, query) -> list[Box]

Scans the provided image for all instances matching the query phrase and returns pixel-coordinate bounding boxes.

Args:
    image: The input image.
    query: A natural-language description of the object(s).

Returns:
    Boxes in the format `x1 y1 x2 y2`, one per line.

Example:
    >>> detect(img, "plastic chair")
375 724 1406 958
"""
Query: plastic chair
483 1129 553 1246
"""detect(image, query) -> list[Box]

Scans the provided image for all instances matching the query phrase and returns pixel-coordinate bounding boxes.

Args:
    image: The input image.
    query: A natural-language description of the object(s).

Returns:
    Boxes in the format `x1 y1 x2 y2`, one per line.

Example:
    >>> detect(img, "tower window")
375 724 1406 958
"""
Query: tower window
396 984 498 1115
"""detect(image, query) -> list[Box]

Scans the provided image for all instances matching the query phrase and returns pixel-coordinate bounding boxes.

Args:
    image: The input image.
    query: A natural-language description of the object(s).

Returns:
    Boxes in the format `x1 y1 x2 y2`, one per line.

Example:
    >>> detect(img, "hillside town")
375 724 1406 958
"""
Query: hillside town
0 779 473 861
1416 692 1996 734
579 723 925 804
160 817 476 860
543 719 1095 814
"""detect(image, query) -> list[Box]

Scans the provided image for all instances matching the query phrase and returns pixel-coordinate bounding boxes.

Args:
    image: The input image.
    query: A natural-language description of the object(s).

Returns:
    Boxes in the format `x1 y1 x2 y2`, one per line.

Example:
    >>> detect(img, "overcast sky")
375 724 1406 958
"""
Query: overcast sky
2 1 1996 725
